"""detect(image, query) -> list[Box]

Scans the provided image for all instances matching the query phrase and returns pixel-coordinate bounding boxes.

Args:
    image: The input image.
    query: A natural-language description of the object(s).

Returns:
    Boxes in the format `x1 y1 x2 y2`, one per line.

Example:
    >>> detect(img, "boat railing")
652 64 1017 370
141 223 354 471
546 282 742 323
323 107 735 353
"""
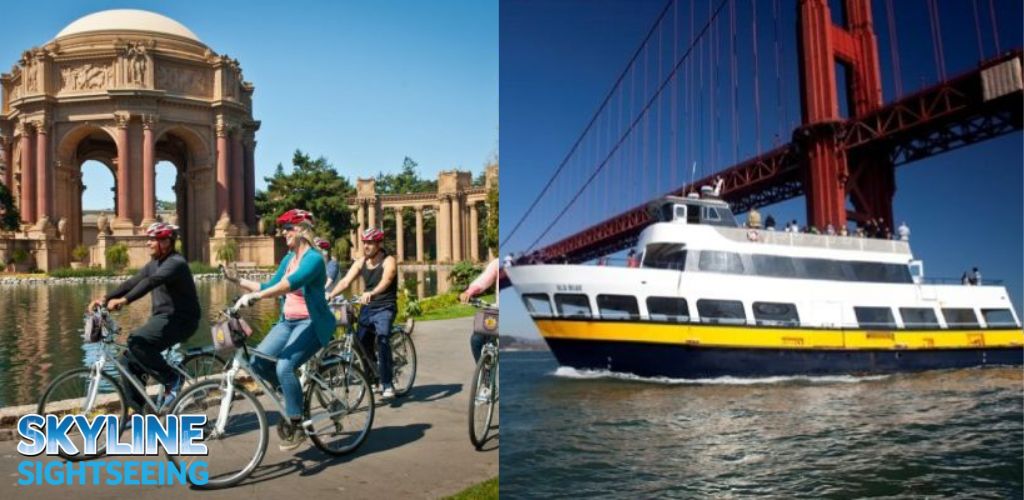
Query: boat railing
920 277 1004 286
716 227 912 255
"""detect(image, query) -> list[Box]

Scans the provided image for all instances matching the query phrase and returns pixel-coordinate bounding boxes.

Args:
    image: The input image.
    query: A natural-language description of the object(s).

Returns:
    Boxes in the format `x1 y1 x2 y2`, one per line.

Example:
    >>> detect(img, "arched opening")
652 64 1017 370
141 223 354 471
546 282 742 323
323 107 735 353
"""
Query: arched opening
155 160 181 252
79 160 116 249
154 126 210 261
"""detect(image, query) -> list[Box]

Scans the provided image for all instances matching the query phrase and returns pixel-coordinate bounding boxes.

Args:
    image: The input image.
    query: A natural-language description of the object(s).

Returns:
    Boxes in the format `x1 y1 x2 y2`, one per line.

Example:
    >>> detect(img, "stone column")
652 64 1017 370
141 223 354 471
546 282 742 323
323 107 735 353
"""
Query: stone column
437 197 451 263
0 135 10 189
115 114 131 223
244 137 256 230
451 194 463 262
394 207 405 262
356 201 365 255
215 120 230 219
368 199 377 229
141 116 156 225
231 131 245 231
19 123 35 223
35 119 51 220
469 202 479 263
415 206 424 262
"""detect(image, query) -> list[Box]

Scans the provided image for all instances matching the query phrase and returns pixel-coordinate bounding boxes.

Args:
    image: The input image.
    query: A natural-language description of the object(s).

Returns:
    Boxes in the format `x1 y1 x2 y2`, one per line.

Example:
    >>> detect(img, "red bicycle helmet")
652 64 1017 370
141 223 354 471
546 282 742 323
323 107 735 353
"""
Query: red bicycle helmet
315 238 331 250
145 222 178 239
276 208 314 227
361 227 385 242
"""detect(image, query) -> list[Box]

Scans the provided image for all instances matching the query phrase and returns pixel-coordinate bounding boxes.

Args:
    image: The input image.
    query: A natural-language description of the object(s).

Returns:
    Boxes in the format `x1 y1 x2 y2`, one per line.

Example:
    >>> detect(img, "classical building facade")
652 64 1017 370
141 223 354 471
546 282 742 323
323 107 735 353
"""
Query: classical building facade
0 10 267 270
350 165 497 264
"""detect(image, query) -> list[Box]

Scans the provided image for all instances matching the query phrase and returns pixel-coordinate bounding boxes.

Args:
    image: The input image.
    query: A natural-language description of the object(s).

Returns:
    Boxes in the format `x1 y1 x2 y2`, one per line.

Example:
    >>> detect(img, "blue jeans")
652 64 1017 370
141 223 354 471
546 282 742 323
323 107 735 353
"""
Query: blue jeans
470 332 496 363
356 305 396 388
251 318 321 419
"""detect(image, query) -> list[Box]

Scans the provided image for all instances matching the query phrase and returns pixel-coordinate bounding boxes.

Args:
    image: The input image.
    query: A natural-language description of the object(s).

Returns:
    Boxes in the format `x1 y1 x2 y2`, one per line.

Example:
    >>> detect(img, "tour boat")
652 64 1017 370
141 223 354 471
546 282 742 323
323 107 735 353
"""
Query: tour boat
507 195 1024 378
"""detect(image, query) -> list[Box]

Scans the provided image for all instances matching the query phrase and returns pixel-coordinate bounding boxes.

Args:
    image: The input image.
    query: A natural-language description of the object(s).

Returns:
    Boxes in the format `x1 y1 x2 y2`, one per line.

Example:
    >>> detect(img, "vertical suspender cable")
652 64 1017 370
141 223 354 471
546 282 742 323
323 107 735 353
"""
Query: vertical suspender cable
773 0 783 144
926 0 947 80
971 0 985 61
672 0 678 188
987 0 1001 54
730 0 739 164
657 20 663 194
751 0 762 154
884 0 903 99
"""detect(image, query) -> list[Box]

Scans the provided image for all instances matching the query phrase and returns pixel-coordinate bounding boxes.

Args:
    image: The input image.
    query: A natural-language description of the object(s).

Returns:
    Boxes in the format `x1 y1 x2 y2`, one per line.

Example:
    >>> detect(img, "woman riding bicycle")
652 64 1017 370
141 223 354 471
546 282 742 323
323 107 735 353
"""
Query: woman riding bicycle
223 208 336 450
459 258 500 362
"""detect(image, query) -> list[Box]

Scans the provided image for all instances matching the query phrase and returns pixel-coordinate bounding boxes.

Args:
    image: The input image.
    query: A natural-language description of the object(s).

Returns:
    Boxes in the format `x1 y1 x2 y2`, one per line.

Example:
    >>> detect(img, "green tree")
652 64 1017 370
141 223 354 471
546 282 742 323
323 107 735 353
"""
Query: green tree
0 183 21 231
254 150 355 243
376 157 437 195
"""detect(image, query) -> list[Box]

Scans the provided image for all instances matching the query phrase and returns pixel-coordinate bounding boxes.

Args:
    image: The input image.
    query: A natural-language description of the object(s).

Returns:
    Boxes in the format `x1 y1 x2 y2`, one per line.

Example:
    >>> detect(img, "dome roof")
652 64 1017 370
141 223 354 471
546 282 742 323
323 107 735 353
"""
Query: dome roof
55 9 201 43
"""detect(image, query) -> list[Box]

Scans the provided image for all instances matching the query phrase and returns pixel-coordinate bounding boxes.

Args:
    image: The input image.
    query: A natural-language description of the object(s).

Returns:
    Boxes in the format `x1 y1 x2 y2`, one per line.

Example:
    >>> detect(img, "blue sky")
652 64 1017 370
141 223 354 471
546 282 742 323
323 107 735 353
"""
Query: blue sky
500 0 1023 338
0 1 497 208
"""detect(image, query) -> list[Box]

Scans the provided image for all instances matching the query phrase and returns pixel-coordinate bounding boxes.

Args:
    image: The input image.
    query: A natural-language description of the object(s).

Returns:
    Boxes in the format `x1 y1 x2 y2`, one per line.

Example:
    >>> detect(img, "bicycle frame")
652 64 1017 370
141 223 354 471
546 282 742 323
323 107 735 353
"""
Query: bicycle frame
87 340 182 415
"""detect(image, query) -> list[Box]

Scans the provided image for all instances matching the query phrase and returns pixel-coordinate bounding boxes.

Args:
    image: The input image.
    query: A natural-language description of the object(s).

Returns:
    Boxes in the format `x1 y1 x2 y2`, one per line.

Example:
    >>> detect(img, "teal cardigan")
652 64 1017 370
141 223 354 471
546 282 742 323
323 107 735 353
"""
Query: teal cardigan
260 248 336 347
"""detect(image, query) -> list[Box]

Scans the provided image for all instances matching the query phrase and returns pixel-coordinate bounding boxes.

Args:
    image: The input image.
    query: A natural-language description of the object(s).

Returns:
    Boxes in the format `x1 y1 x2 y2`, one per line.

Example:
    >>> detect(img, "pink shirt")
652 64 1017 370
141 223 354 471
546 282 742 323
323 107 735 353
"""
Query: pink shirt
282 251 310 320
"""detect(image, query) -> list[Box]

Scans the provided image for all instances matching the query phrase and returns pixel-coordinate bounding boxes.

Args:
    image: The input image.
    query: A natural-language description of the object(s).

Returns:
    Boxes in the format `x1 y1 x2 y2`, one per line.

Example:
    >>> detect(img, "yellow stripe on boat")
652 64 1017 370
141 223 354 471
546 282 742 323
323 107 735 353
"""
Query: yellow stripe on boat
534 319 1024 350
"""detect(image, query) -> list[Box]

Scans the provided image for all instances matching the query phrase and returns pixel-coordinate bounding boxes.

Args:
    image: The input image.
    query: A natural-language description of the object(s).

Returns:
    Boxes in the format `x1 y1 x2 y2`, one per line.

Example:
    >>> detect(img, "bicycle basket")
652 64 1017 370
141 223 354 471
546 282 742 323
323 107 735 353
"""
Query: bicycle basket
473 308 499 337
211 316 253 351
331 302 354 326
82 312 104 343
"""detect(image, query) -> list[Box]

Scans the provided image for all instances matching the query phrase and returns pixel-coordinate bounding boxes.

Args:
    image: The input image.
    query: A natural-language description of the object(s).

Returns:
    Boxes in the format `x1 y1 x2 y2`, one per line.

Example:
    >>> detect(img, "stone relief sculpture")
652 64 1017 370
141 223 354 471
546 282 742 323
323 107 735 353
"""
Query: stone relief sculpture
156 63 210 96
96 212 109 235
124 41 149 86
60 63 113 91
57 217 68 238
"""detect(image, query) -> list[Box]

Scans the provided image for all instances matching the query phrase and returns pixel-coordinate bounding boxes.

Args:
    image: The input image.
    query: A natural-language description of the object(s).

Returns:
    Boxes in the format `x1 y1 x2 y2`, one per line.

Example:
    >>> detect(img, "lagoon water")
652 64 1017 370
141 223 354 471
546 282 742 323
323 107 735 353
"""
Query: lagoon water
500 350 1023 499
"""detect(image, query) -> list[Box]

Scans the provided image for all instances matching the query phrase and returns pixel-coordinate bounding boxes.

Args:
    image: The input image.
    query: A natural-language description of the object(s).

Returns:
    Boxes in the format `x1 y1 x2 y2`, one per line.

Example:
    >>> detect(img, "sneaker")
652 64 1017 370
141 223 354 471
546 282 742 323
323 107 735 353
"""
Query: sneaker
159 375 183 411
278 419 307 451
477 386 492 403
382 386 396 400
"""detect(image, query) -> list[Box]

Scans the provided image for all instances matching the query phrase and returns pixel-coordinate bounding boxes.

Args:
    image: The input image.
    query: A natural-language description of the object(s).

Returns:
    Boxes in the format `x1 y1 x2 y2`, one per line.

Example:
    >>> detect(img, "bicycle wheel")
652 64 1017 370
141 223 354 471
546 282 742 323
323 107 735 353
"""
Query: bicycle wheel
306 359 375 456
168 380 267 489
180 352 227 383
468 351 497 449
390 331 417 396
37 367 127 461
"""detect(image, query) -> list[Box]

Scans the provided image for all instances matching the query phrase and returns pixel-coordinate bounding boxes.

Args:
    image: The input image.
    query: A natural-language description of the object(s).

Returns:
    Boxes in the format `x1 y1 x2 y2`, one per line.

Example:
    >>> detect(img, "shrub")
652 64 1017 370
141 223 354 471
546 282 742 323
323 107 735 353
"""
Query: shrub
216 239 239 264
105 243 129 271
11 248 29 264
448 261 482 290
189 261 219 275
71 244 90 262
49 267 115 278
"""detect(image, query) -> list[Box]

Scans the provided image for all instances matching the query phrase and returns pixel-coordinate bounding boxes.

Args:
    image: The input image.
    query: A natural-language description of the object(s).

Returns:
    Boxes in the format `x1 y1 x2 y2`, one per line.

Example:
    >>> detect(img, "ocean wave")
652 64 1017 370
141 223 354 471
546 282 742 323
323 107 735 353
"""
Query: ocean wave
551 366 889 385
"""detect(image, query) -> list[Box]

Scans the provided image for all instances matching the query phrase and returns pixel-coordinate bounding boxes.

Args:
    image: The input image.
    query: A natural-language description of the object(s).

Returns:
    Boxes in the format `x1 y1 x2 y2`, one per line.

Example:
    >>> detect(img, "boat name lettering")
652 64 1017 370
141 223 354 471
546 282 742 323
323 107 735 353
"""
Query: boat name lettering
556 284 582 292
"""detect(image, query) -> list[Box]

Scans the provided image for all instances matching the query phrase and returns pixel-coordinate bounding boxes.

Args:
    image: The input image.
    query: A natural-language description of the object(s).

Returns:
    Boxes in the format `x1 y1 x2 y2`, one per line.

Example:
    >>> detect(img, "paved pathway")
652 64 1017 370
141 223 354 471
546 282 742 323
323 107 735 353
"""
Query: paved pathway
1 316 498 499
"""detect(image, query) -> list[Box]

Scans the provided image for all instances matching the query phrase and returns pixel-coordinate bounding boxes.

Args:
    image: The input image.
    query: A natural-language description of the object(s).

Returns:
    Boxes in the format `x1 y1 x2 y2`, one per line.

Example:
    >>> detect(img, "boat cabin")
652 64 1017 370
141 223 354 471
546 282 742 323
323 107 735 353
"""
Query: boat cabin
650 195 738 228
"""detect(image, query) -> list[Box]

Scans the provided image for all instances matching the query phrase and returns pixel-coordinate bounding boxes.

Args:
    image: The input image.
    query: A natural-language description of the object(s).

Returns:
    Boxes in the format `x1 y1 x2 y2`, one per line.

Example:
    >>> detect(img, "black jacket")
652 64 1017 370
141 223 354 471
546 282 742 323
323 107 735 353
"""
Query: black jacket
105 252 200 322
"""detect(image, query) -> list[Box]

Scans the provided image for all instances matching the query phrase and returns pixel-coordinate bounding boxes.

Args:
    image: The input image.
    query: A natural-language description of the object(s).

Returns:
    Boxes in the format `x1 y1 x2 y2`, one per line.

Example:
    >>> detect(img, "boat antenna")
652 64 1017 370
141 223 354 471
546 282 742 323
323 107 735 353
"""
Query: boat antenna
688 161 697 195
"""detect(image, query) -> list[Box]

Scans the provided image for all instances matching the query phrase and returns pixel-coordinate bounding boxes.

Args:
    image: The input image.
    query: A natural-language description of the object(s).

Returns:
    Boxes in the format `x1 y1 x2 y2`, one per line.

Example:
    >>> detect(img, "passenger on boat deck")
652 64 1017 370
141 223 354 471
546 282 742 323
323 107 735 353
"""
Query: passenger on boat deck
962 271 971 285
969 267 982 286
855 226 866 238
789 220 798 233
504 253 514 269
897 221 910 241
765 215 776 231
746 208 762 229
826 223 836 236
839 225 849 237
626 249 639 268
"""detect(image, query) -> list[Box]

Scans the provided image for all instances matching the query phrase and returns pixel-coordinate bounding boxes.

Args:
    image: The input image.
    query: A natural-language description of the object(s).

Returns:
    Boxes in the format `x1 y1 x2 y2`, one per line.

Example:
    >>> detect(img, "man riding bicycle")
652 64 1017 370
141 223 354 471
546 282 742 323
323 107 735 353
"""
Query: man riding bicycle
87 222 199 412
223 208 337 451
327 227 399 400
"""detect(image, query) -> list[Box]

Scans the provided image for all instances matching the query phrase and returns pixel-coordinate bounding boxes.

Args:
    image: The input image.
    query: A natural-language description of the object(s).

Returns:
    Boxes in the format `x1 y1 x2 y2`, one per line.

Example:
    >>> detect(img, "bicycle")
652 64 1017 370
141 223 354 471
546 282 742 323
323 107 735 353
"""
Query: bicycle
37 306 226 462
168 303 375 490
467 298 499 449
323 296 417 397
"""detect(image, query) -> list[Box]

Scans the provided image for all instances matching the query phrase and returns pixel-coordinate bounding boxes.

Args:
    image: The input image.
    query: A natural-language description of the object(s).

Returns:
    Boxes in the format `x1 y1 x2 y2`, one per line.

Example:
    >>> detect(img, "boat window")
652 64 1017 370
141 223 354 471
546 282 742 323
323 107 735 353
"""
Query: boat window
898 307 940 328
750 254 798 278
752 302 800 326
686 205 700 224
849 262 913 283
597 295 640 320
942 308 979 328
854 307 896 329
798 258 847 281
674 205 687 221
647 297 689 322
702 206 721 222
642 243 687 271
981 309 1018 327
554 294 592 318
698 251 745 274
658 203 674 222
521 294 553 316
697 299 747 324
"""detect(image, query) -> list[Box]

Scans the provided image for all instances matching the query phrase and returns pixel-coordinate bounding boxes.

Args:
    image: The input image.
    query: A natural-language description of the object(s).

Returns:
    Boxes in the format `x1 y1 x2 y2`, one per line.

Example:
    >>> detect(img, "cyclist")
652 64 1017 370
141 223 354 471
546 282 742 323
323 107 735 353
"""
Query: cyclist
459 258 500 362
225 208 336 451
316 238 340 290
327 227 399 399
87 222 200 412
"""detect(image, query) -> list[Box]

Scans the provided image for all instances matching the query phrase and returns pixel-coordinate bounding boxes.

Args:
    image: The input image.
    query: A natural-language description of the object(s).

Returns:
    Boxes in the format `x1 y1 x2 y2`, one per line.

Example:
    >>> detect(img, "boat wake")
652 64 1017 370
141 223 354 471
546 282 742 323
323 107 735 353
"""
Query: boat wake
552 366 889 385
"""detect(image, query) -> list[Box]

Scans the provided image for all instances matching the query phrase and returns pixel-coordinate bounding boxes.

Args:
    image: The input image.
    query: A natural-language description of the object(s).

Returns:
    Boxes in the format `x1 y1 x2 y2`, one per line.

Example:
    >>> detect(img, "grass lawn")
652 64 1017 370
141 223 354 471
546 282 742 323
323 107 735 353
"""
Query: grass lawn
444 477 498 500
417 294 495 322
